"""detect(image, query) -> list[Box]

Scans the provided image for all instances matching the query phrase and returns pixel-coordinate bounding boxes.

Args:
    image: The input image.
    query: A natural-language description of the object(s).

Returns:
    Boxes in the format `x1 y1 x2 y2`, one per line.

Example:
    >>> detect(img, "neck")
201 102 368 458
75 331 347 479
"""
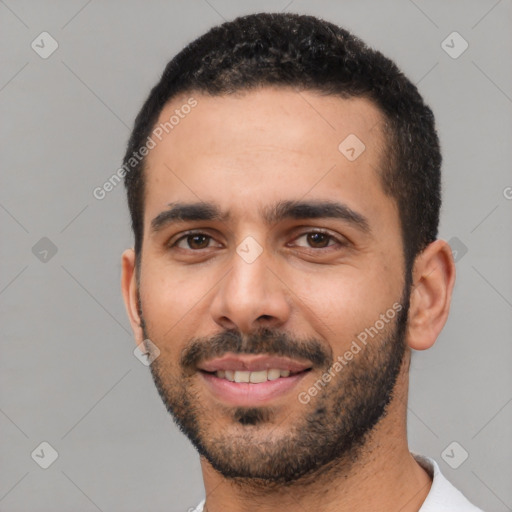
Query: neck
199 354 432 512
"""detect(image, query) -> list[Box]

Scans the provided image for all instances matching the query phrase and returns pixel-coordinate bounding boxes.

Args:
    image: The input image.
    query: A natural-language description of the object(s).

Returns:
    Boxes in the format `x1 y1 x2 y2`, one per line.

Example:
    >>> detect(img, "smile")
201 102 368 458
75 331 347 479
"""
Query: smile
213 368 297 382
197 354 313 406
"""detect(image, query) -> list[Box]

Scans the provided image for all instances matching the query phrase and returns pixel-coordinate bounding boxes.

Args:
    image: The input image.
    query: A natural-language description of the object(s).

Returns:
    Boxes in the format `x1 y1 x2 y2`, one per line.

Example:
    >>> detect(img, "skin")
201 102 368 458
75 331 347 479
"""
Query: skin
121 88 456 512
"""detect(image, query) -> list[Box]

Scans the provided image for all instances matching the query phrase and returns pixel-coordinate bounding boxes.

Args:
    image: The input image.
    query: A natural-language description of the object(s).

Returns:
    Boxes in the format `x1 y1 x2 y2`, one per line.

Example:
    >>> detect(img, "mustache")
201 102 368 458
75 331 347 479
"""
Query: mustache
180 327 332 371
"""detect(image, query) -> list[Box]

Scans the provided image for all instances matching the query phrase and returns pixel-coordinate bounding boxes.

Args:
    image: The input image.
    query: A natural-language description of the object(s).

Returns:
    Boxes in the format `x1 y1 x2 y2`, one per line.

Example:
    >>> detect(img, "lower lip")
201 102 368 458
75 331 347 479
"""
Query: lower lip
199 371 310 406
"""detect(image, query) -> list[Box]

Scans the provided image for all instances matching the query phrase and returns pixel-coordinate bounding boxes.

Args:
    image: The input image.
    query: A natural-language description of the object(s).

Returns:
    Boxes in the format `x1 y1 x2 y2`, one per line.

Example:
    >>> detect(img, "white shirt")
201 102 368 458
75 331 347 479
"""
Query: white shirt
412 453 484 511
190 453 484 511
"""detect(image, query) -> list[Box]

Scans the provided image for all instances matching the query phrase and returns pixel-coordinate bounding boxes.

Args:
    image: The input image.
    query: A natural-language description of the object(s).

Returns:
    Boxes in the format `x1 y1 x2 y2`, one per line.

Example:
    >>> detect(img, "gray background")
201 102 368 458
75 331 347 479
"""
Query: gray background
1 0 511 511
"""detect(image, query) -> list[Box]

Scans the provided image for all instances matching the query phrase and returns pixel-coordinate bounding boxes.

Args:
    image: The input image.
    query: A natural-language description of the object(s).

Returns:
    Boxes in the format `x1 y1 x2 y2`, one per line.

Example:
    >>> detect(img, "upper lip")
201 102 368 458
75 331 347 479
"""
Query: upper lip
197 354 313 373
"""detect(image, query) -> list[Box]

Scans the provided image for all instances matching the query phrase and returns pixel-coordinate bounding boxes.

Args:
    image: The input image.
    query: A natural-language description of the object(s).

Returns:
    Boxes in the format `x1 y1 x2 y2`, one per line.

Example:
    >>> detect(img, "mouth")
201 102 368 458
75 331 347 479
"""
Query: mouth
205 368 303 383
197 354 313 406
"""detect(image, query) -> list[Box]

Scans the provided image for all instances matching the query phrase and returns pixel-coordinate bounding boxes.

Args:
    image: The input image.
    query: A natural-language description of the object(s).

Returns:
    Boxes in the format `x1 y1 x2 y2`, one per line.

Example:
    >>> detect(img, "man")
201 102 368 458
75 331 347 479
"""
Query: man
120 12 483 511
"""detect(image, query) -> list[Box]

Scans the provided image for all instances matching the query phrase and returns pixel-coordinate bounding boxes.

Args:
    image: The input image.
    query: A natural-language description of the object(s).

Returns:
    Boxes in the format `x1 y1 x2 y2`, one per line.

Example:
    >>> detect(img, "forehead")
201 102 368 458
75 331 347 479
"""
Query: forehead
151 87 384 160
142 87 395 230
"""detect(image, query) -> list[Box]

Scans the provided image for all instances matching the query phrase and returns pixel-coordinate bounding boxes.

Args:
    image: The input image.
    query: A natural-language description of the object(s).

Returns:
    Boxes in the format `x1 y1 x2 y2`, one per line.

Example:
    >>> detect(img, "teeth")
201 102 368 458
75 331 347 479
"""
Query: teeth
250 370 268 383
234 371 250 383
214 369 296 382
267 369 281 380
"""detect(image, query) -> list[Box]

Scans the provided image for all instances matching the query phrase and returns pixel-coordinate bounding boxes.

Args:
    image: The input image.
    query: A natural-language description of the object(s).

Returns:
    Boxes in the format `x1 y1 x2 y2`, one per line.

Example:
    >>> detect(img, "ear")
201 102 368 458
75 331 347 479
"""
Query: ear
406 239 456 351
121 248 144 345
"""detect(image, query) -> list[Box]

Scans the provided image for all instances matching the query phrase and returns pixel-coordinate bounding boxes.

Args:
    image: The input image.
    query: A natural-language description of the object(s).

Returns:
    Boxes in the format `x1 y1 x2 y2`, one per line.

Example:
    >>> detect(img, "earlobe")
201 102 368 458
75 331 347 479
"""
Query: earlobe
121 248 144 344
406 240 456 351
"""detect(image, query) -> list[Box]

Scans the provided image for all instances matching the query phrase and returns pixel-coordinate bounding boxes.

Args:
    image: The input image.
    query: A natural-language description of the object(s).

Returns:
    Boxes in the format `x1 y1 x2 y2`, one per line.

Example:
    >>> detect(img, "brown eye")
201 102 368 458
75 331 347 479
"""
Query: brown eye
293 231 339 249
184 234 211 249
171 233 215 250
306 232 331 248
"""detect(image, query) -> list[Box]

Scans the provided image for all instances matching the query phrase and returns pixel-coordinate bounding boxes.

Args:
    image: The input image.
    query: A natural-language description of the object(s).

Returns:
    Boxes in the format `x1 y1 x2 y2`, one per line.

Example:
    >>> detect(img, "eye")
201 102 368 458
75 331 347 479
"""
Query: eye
292 230 343 249
170 232 220 250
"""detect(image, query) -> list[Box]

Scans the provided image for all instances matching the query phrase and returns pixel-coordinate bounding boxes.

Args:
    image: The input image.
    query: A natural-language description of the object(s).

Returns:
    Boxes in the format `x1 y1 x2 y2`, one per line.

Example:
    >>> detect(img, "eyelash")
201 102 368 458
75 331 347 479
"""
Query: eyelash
168 229 345 252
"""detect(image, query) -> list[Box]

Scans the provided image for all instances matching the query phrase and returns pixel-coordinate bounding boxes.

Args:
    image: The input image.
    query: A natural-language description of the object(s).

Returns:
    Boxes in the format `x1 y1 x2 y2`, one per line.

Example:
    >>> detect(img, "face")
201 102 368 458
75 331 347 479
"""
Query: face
129 88 411 483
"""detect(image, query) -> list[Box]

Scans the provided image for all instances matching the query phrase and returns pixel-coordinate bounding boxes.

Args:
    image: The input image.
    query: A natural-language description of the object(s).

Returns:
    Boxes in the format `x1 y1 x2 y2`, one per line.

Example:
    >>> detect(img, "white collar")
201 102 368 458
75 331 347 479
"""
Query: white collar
412 453 483 511
192 453 483 511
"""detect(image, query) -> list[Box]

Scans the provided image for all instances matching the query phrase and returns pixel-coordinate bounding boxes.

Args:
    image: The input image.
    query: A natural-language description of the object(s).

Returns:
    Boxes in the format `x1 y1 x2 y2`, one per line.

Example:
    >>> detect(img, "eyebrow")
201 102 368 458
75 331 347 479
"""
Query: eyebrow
150 199 371 235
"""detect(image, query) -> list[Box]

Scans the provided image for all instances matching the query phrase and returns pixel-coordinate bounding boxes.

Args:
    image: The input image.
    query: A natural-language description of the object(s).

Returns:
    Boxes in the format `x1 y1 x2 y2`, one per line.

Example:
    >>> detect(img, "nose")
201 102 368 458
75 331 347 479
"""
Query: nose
209 245 292 334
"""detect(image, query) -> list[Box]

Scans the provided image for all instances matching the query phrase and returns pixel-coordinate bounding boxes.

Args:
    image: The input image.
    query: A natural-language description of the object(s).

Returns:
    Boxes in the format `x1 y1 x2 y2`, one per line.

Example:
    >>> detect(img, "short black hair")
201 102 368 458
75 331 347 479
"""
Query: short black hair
123 12 441 275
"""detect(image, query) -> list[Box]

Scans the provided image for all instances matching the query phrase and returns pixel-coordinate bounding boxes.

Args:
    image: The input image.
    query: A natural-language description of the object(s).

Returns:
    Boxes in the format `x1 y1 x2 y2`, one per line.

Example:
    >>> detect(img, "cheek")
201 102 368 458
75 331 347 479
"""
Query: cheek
139 264 204 336
139 276 200 369
290 263 402 342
